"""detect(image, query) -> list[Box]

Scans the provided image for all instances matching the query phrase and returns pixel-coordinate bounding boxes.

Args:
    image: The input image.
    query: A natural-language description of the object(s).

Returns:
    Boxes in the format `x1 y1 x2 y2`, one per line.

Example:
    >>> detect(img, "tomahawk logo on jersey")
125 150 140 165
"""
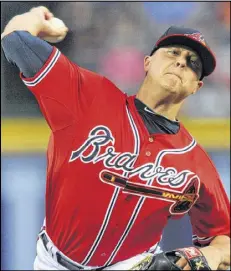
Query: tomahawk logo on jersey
21 47 230 267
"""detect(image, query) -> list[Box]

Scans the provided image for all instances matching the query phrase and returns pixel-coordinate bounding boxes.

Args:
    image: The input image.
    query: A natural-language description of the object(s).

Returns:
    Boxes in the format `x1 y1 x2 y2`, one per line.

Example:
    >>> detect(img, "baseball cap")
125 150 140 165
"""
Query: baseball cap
150 26 216 79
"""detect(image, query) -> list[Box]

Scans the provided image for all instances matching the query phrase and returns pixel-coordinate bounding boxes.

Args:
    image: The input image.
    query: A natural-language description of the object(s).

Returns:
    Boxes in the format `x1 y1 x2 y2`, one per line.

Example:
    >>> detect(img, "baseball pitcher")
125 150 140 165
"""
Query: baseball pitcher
1 6 230 271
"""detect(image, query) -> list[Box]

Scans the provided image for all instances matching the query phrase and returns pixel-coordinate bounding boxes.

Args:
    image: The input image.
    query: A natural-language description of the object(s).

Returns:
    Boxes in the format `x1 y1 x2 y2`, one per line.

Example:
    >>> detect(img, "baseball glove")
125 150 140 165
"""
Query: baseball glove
147 247 211 270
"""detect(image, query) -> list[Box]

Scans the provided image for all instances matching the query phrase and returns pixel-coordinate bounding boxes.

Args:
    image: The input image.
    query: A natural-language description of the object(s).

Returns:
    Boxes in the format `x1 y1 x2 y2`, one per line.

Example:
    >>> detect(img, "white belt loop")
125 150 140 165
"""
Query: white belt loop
49 244 59 262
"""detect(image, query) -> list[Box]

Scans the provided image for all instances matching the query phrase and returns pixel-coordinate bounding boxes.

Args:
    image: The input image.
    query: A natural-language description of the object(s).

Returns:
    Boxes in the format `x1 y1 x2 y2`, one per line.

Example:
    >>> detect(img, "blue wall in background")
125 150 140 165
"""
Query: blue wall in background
1 155 46 270
1 151 230 270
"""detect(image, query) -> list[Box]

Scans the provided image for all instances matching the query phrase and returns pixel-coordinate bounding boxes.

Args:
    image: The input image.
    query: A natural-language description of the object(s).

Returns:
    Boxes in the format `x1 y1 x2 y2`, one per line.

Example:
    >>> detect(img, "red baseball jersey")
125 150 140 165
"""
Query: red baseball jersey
21 47 230 267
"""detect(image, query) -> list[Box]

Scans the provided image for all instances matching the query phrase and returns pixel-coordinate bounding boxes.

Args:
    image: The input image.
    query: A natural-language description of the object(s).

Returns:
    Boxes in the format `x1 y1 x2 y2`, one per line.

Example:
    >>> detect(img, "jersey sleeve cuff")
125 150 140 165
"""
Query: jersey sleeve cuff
20 47 61 87
192 235 216 247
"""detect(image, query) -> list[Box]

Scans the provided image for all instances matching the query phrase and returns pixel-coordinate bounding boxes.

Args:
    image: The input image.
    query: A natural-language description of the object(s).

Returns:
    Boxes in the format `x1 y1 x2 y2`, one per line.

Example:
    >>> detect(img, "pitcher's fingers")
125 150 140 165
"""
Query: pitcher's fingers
43 21 68 37
45 12 54 20
30 6 54 21
176 257 187 268
30 6 50 14
182 263 191 270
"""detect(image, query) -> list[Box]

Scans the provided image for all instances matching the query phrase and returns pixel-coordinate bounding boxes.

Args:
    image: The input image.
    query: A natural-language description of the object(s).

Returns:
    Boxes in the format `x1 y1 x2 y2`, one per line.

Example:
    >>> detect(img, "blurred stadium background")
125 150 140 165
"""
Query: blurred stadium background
1 2 230 270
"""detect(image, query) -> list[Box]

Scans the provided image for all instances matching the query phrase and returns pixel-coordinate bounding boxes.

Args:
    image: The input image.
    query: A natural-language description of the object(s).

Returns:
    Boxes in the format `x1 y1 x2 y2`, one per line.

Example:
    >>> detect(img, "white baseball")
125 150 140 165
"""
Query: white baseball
42 17 67 43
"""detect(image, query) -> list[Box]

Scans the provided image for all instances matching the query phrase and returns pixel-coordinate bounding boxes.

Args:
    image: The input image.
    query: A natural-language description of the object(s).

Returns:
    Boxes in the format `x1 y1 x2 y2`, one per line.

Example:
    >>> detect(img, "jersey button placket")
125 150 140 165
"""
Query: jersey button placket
145 136 154 156
145 150 151 157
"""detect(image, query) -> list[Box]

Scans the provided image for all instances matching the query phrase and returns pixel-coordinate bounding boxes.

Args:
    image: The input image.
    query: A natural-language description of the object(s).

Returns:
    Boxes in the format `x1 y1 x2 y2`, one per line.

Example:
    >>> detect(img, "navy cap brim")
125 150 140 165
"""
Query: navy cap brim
155 34 216 78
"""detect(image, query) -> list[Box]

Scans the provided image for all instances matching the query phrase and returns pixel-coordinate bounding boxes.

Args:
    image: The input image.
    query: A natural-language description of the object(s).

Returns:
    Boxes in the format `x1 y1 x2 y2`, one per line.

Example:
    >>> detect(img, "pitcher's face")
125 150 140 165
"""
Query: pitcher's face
144 45 203 99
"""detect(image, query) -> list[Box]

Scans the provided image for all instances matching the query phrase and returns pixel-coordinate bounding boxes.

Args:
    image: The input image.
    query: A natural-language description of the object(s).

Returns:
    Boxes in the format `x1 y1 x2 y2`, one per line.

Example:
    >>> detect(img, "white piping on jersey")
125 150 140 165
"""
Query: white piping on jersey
103 107 143 266
192 235 214 241
22 49 61 87
104 175 160 266
43 217 46 227
104 133 197 265
192 235 215 246
154 140 196 168
81 187 120 265
125 105 140 156
104 196 150 266
81 105 140 266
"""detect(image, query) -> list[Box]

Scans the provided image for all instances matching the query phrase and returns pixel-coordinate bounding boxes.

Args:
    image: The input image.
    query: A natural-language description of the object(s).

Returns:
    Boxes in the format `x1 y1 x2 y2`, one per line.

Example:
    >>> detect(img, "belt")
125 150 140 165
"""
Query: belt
40 232 104 270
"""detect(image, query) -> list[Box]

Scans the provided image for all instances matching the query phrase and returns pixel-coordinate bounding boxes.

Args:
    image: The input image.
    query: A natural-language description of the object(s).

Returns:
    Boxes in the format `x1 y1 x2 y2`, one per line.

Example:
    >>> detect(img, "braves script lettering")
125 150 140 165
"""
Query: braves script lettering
69 126 195 188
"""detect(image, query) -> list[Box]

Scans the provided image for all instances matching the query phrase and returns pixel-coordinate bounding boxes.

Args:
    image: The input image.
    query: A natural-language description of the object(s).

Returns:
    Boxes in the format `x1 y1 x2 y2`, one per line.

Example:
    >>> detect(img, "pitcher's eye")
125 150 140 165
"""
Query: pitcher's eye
190 56 201 68
191 60 198 66
167 49 180 56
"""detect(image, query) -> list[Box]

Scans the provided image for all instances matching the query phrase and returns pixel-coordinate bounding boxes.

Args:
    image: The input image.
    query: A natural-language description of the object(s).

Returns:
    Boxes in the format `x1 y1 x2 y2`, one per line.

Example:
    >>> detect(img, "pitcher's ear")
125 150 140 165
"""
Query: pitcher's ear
144 56 151 72
192 80 204 94
197 80 203 91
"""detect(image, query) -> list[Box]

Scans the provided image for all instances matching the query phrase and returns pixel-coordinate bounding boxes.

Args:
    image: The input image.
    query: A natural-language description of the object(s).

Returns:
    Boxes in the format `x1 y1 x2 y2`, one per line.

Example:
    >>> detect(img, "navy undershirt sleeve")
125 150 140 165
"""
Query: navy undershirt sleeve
1 31 53 78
